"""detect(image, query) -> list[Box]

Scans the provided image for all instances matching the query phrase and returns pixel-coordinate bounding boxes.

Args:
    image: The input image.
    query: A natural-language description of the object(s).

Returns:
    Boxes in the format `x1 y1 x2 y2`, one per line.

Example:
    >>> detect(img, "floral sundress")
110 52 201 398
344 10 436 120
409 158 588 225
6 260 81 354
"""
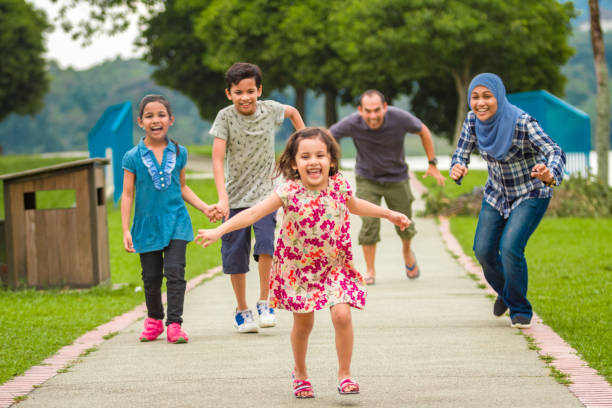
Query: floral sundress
269 172 367 312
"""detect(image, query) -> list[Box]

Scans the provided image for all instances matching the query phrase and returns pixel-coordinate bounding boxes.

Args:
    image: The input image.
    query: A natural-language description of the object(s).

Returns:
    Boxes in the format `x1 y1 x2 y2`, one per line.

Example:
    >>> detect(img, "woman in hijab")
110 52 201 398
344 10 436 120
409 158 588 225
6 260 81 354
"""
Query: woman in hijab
450 73 566 329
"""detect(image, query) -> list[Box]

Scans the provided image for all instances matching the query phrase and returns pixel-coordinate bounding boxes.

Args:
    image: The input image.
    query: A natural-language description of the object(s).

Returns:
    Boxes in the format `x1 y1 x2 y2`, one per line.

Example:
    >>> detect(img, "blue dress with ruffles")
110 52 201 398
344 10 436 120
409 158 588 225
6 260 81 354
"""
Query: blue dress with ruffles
122 138 193 253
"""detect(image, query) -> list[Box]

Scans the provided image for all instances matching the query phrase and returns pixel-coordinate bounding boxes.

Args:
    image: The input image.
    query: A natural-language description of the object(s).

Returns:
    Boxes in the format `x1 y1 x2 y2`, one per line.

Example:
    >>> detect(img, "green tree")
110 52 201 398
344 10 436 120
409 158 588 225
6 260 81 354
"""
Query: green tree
0 0 50 122
335 0 576 144
140 0 227 121
194 0 351 125
589 0 610 185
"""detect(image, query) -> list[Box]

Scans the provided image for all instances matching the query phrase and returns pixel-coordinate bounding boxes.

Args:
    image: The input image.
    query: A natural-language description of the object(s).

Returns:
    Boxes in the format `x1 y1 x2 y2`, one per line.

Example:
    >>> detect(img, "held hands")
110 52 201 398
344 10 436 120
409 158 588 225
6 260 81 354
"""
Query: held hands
195 228 222 248
123 231 135 253
212 199 230 222
387 210 412 231
202 203 225 223
450 164 468 182
424 165 446 186
530 163 554 185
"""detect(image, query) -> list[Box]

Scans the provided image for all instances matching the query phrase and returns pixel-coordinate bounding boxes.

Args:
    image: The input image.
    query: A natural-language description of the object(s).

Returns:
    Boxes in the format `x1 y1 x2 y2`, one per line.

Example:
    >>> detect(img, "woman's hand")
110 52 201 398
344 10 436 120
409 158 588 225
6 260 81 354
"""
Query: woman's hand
387 210 412 231
195 228 223 248
530 163 554 185
123 231 135 253
450 164 468 181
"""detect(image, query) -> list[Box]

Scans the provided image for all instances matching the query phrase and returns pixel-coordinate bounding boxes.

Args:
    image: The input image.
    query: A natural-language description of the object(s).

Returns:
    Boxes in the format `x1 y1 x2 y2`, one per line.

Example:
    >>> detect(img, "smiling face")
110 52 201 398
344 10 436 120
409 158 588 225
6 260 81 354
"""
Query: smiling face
137 101 174 142
470 85 498 122
358 93 387 129
225 77 262 116
292 136 332 190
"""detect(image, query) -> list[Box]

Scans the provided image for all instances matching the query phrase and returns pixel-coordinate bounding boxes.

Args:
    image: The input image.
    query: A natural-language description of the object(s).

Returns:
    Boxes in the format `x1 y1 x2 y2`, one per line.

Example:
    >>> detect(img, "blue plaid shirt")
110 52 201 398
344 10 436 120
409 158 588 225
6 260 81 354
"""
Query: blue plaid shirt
451 112 566 218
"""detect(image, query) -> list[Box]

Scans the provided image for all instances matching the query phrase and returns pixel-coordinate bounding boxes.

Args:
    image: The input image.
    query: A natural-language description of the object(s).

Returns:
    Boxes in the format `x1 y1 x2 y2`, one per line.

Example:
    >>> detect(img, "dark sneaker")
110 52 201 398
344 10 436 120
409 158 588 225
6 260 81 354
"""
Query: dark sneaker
511 315 532 329
493 296 508 317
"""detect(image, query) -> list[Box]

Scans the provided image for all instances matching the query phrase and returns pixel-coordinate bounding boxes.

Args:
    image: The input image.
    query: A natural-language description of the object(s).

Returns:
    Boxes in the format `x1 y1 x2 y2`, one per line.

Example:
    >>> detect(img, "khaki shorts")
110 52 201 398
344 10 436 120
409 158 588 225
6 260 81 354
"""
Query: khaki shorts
355 175 416 245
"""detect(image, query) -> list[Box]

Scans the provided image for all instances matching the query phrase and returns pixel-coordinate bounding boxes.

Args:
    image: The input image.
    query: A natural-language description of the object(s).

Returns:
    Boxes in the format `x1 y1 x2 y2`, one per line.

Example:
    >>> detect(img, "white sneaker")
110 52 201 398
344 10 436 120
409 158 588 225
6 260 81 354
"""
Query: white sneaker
233 309 259 333
256 300 277 328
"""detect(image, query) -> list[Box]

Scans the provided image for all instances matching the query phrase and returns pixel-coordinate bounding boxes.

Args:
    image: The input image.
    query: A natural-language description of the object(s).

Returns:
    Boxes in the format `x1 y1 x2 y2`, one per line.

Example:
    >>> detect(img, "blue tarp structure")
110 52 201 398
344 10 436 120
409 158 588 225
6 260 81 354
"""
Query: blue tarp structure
88 102 133 204
507 90 591 175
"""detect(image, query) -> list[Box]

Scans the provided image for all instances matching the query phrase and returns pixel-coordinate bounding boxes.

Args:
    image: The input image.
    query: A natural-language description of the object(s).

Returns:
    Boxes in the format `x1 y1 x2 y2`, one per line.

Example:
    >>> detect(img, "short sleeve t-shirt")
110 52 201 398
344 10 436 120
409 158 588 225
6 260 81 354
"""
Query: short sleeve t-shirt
122 139 193 253
329 106 423 182
209 99 285 208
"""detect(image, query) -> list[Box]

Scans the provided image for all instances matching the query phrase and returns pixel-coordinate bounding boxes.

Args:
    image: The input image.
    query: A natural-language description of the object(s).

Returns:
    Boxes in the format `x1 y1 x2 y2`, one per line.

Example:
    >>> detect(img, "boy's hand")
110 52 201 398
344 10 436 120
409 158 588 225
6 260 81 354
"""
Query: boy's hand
387 211 412 231
195 228 222 248
203 203 221 222
123 231 135 253
215 199 230 221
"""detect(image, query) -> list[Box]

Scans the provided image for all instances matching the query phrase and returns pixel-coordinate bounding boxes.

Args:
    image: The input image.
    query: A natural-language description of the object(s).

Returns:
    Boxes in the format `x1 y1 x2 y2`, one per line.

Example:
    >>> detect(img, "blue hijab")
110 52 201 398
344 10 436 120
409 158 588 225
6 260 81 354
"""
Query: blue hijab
468 73 524 160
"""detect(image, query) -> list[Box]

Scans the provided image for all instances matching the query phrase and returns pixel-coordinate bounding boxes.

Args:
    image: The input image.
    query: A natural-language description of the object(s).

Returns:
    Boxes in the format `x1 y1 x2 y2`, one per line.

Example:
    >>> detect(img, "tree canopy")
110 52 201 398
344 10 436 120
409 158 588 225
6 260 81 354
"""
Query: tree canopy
0 0 50 122
50 0 577 143
334 0 576 143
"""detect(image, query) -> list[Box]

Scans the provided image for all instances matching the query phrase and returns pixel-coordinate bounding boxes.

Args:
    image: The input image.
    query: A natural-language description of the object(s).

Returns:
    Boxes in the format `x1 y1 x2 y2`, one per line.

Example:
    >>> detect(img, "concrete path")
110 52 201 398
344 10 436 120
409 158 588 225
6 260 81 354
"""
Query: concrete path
15 173 583 407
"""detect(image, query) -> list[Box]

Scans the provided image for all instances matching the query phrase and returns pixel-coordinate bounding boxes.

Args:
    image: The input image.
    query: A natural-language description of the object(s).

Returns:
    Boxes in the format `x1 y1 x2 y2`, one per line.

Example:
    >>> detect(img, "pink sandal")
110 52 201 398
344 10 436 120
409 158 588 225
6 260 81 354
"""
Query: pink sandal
338 378 360 394
292 372 314 398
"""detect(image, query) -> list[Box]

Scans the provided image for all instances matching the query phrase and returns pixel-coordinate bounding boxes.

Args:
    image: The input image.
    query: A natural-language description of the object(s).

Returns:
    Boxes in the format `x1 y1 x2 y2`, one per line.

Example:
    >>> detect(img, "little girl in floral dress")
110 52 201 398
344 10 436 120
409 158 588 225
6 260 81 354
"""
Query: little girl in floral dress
196 127 410 398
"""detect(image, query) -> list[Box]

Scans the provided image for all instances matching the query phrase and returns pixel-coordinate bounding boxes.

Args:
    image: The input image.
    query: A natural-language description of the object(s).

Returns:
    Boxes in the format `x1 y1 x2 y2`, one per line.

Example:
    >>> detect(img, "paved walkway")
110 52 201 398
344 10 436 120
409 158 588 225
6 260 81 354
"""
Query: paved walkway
9 172 588 407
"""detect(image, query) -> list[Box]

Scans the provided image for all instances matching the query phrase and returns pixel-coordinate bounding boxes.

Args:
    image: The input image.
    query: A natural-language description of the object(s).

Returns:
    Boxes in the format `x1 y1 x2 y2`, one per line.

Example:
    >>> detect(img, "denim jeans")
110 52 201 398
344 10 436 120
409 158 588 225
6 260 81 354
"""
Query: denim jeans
139 239 188 326
473 197 550 319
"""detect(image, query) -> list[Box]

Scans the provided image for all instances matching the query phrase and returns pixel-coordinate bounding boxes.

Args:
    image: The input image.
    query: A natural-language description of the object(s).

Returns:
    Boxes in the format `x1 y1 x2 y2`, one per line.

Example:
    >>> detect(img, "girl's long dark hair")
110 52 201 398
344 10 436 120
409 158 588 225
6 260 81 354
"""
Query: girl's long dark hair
275 127 340 180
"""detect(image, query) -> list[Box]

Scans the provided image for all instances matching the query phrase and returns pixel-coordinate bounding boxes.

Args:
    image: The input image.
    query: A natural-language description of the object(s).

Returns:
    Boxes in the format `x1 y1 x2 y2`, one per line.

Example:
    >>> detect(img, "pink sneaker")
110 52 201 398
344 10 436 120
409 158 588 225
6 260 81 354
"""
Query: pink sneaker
167 323 189 344
139 317 164 342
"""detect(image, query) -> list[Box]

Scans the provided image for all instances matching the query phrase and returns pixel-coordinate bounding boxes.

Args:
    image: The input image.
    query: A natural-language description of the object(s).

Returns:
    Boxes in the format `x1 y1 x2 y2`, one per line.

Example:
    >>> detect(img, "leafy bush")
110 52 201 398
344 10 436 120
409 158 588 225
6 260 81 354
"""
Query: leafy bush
422 173 612 218
547 173 612 217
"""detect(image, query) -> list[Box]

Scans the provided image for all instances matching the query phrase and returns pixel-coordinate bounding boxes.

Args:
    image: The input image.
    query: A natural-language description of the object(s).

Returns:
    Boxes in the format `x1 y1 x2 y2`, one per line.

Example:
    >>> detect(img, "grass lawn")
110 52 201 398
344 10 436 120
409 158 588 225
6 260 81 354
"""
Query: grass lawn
415 169 488 199
450 216 612 384
186 144 212 158
0 158 222 384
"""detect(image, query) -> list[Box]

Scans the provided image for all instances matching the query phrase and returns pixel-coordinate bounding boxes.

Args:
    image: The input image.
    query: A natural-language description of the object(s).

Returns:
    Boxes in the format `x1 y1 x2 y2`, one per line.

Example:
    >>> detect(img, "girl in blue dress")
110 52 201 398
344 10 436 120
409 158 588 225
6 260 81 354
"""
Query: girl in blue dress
121 95 216 343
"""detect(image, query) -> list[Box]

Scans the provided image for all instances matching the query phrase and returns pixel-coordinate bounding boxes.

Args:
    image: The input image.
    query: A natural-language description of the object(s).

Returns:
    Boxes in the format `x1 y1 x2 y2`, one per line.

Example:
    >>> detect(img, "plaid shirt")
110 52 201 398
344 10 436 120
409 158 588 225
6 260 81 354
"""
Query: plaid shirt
451 112 566 218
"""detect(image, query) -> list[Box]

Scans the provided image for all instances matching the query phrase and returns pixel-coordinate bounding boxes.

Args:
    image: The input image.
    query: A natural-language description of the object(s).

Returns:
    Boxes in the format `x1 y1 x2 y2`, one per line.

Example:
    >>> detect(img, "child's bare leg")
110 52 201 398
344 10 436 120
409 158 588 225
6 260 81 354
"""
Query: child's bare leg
230 273 248 310
258 254 272 301
330 304 356 389
362 244 377 279
291 312 314 387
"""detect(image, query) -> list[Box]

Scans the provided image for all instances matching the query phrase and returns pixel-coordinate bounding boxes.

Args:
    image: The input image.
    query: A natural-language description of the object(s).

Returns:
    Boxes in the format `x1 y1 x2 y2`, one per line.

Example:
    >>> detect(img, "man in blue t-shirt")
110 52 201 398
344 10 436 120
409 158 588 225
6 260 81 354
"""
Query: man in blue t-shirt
330 89 445 285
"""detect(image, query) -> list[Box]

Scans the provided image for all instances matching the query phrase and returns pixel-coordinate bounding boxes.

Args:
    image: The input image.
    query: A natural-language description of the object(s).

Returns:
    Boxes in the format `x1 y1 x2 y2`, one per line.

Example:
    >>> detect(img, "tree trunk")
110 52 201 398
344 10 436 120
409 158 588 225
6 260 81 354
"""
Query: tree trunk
451 64 472 148
324 90 337 128
295 86 306 122
589 0 610 185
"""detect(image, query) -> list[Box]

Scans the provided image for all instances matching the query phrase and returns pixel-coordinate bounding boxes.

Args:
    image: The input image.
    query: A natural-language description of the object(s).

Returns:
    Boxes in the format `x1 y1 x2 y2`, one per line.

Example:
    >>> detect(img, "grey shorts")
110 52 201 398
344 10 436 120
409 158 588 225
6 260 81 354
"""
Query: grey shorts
221 208 276 275
355 175 417 245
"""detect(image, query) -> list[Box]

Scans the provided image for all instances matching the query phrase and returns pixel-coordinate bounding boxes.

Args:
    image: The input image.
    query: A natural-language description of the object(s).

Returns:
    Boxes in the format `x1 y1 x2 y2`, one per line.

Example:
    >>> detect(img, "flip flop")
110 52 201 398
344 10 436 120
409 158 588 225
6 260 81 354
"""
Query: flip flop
338 378 360 394
405 251 420 279
365 275 376 285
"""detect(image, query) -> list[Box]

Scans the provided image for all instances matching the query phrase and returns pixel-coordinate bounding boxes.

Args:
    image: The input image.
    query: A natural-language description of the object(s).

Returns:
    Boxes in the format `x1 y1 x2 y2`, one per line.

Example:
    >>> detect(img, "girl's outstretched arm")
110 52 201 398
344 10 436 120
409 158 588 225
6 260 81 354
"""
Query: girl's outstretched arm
195 193 283 248
346 196 411 231
121 170 136 253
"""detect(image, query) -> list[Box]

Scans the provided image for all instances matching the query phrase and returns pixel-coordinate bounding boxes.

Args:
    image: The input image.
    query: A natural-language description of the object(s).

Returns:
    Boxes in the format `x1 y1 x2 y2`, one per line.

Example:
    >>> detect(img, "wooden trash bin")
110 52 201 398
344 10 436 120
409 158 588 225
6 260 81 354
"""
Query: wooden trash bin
1 158 111 288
